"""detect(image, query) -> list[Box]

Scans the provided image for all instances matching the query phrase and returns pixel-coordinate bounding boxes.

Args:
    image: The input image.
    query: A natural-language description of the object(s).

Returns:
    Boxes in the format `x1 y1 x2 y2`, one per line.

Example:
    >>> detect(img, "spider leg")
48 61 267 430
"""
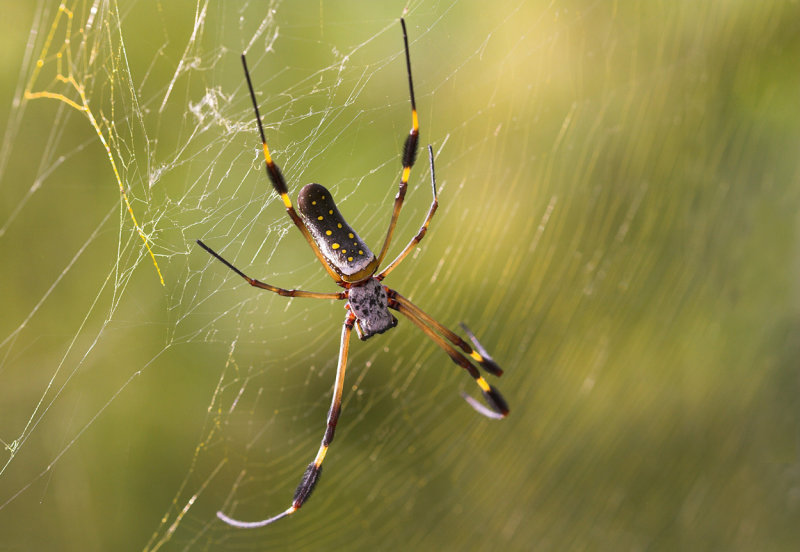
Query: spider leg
378 145 438 280
388 294 509 419
241 54 343 283
197 240 345 300
376 19 420 267
388 290 502 376
217 312 356 528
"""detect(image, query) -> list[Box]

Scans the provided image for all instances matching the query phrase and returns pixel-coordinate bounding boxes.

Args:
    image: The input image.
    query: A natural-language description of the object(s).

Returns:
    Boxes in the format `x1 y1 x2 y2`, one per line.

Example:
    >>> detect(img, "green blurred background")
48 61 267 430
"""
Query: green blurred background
1 1 798 550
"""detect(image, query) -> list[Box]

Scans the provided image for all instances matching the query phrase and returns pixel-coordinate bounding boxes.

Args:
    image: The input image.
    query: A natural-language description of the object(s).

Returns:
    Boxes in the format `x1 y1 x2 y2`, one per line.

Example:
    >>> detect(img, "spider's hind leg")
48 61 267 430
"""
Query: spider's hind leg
376 19 421 267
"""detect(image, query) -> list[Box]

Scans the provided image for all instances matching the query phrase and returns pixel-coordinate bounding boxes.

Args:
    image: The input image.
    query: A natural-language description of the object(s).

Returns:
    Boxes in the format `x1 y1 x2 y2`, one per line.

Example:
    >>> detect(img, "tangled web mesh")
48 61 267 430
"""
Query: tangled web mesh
1 1 799 550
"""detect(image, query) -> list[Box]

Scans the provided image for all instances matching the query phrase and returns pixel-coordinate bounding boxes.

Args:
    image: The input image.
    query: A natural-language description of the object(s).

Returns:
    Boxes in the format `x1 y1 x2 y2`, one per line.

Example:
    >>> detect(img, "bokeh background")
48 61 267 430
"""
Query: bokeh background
1 1 798 550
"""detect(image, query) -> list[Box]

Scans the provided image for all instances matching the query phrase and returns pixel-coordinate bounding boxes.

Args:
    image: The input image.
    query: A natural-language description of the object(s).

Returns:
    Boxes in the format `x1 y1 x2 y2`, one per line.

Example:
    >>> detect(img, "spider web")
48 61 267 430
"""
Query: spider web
1 0 799 550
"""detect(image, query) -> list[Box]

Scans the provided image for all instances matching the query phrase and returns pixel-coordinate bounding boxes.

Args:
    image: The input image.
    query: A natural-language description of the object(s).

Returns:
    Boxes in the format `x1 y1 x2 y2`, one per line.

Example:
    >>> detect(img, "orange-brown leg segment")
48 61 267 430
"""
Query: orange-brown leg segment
387 294 508 419
378 145 438 280
376 18 420 267
241 54 343 283
197 240 346 300
388 290 503 376
217 312 356 528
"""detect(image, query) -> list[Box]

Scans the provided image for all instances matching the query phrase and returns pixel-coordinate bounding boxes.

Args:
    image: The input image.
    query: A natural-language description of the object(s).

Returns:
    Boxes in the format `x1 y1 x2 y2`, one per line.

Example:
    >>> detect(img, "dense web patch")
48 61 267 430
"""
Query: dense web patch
1 1 799 551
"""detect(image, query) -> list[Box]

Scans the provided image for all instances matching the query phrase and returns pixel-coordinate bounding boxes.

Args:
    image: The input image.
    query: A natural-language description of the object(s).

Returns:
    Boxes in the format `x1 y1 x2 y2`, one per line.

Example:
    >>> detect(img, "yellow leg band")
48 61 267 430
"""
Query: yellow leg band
262 143 273 163
314 445 329 466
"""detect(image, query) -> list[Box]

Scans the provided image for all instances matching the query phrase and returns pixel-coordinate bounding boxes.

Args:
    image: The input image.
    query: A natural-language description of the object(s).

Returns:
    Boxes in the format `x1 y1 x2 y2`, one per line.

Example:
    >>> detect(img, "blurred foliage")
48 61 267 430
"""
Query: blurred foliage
0 1 798 550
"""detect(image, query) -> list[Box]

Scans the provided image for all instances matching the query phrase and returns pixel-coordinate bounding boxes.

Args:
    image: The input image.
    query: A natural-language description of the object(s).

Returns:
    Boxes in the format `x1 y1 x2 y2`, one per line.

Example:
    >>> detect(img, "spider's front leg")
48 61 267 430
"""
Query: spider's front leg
387 290 509 419
217 312 356 528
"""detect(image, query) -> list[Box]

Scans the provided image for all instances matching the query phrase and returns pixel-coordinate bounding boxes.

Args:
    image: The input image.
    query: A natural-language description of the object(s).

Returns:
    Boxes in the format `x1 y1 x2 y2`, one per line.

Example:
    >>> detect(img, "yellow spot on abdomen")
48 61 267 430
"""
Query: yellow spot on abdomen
332 243 340 249
317 215 324 220
325 230 332 236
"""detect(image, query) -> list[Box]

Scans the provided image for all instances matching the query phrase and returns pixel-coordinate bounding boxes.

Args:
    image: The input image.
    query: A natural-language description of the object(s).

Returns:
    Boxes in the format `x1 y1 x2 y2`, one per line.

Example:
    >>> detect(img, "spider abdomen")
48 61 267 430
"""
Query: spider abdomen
348 278 398 340
297 183 379 283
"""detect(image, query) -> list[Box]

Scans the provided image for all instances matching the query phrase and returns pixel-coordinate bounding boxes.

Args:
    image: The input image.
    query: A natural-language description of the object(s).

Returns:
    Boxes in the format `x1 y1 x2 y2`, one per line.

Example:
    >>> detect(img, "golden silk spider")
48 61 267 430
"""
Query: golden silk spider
197 19 509 529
